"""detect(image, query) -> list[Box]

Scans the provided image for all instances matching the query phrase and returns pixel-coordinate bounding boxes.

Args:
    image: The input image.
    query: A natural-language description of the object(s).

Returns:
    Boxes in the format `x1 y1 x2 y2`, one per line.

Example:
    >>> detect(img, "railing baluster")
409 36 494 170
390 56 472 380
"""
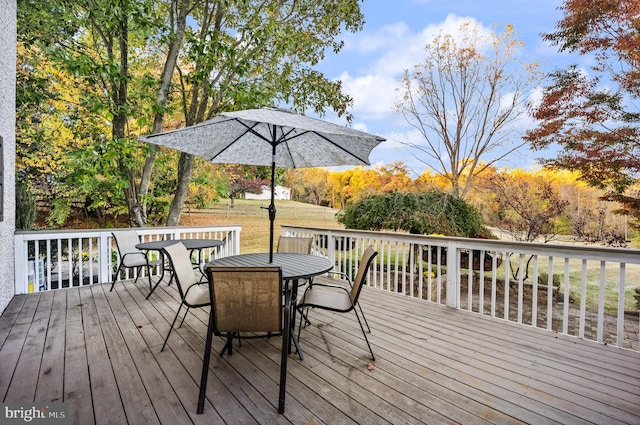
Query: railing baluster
491 253 497 317
563 258 571 334
504 253 511 320
532 255 539 327
546 256 554 331
467 249 473 311
436 246 442 305
478 251 485 315
617 263 626 348
46 240 52 291
517 254 524 324
579 259 587 338
597 261 606 343
78 237 83 286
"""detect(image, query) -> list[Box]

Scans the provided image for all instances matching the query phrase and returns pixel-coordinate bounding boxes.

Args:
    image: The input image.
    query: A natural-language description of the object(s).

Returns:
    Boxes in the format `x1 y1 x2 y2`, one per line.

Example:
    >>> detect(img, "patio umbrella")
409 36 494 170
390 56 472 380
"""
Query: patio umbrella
140 107 385 262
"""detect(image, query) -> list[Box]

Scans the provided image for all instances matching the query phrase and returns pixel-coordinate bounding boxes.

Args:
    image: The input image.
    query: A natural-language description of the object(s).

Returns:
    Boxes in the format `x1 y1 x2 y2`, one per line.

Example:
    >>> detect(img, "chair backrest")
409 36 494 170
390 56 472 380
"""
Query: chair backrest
112 230 146 266
163 242 201 298
350 246 378 304
112 230 142 255
277 236 313 254
207 266 282 334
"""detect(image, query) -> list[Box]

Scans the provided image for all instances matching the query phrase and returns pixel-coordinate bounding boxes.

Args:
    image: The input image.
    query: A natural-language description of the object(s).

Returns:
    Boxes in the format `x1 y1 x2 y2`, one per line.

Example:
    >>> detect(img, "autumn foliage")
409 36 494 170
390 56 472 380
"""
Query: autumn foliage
524 0 640 226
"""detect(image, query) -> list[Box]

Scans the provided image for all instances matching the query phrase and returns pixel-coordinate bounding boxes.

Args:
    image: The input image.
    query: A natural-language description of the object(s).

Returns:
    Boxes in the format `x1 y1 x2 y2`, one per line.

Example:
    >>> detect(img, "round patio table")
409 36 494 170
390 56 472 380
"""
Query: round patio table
205 252 333 281
136 238 224 298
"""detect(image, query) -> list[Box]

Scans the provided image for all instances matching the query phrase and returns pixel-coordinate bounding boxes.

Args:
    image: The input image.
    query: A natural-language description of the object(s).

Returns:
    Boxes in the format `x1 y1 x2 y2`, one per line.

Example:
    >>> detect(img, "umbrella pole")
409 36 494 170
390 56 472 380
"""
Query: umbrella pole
269 129 277 263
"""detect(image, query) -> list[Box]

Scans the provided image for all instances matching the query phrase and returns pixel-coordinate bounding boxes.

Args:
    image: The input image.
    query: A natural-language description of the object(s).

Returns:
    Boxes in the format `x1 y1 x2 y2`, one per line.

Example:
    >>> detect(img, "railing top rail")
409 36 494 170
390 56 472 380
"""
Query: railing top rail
281 225 640 264
15 225 243 238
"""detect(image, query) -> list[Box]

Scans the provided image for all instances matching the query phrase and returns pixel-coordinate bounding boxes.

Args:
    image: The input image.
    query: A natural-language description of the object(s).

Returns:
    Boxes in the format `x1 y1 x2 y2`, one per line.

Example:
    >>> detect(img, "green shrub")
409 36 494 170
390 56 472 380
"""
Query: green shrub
336 191 485 237
16 178 36 231
538 272 561 287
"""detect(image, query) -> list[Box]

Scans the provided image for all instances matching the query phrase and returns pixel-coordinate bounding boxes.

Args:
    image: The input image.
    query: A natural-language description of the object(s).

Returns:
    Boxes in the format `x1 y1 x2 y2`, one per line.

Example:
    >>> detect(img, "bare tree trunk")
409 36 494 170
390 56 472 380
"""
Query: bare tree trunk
166 152 195 226
135 0 190 227
109 3 143 227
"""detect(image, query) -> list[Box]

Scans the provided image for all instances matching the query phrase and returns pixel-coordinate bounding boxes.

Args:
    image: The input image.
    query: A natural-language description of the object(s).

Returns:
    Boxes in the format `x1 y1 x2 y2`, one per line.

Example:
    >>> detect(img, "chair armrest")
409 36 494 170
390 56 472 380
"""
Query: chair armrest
325 271 353 287
121 251 145 260
303 282 351 293
196 269 207 282
183 281 207 297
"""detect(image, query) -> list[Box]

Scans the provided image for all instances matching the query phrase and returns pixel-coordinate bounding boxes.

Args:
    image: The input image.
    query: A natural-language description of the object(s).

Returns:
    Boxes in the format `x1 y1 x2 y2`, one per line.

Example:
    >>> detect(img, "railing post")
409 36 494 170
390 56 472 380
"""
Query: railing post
445 240 458 308
232 228 241 255
326 230 336 270
99 231 112 285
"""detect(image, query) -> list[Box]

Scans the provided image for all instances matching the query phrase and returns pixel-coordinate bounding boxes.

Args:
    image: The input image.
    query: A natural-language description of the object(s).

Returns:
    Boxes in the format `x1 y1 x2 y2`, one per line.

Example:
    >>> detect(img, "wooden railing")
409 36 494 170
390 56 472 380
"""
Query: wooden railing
14 225 241 294
282 225 640 351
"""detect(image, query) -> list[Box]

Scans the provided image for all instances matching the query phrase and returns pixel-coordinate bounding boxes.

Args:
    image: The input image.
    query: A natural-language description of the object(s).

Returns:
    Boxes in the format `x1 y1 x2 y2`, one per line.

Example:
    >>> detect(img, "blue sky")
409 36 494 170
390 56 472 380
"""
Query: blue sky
311 0 575 177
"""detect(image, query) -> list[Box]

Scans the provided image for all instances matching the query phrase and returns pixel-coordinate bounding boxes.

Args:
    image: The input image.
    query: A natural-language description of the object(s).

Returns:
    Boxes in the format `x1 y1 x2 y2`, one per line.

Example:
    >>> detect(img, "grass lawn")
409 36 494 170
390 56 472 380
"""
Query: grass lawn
180 199 344 253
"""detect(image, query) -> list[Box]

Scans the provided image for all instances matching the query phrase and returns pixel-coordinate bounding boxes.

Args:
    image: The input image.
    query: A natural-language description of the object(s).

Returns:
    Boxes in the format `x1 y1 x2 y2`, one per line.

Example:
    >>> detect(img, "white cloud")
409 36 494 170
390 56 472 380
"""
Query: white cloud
339 71 399 120
337 14 498 121
344 22 413 55
368 14 491 76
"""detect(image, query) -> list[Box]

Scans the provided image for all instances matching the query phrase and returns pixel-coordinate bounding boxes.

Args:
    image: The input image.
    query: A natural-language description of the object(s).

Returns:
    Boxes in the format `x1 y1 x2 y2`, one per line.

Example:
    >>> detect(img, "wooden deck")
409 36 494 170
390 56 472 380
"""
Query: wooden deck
1 276 639 425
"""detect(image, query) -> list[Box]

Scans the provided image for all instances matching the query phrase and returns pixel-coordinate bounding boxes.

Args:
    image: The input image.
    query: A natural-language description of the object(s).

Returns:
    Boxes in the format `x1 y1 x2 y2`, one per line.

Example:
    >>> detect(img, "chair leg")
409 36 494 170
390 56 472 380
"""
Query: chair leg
297 303 312 328
198 305 216 414
219 333 235 357
296 306 306 343
357 302 371 333
133 265 143 284
353 308 375 361
178 306 190 328
146 262 154 293
278 301 292 413
287 294 303 360
161 303 184 352
110 263 124 292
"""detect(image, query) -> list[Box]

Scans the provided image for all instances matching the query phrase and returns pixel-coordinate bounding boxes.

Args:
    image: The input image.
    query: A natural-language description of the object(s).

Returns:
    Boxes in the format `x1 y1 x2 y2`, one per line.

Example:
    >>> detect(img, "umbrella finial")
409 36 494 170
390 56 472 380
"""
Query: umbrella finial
265 106 297 115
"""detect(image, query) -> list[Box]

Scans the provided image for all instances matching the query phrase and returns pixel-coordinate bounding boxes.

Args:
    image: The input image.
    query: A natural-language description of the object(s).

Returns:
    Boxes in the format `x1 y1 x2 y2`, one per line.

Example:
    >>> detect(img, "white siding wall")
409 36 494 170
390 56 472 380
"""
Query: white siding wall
0 1 16 314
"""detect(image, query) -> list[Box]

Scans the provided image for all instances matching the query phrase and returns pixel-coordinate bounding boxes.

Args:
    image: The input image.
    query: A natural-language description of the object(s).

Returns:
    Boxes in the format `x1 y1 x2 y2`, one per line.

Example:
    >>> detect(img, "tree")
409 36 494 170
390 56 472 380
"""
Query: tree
162 0 364 225
285 168 330 205
524 0 640 228
483 168 568 280
18 0 364 228
18 0 164 226
222 165 269 207
375 161 414 193
486 168 568 243
396 22 540 197
327 167 379 208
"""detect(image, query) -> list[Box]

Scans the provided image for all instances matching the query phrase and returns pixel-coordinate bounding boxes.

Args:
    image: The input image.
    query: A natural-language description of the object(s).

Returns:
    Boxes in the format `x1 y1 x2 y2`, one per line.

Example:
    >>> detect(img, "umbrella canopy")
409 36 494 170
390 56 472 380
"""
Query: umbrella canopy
140 107 386 261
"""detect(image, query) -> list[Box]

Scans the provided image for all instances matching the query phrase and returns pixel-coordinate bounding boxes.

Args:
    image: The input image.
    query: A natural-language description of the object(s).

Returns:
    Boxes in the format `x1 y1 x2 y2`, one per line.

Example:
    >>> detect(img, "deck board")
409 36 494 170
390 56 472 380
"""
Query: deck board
1 277 639 425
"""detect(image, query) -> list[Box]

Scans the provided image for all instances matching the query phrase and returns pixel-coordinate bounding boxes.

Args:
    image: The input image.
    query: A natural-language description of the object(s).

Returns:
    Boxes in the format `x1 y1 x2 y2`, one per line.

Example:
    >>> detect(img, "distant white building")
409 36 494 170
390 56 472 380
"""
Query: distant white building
245 185 291 201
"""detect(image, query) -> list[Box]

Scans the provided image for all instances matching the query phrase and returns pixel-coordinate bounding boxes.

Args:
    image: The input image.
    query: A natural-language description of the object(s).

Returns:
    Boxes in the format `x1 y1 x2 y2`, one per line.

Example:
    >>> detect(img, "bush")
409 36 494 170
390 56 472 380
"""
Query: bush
538 272 561 287
16 178 36 231
336 191 485 237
